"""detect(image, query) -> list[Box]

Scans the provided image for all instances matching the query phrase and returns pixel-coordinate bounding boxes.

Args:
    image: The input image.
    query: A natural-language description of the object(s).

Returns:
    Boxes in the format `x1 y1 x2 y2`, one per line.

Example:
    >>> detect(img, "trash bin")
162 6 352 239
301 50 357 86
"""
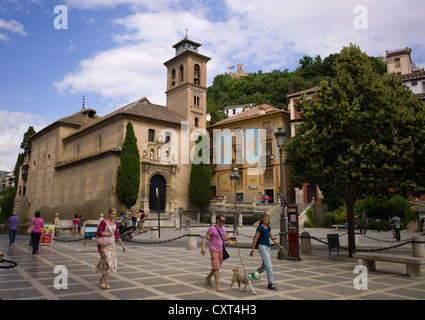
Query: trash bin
327 234 340 258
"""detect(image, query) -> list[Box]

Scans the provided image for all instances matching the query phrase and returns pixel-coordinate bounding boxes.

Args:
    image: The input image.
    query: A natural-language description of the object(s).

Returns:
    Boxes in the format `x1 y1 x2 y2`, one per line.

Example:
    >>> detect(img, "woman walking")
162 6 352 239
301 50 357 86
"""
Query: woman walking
95 208 126 289
29 211 44 255
250 214 284 290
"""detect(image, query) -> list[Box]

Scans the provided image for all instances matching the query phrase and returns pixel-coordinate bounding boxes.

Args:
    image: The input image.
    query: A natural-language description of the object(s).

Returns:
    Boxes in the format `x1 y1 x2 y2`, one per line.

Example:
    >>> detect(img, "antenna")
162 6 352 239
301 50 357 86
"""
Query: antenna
185 27 189 39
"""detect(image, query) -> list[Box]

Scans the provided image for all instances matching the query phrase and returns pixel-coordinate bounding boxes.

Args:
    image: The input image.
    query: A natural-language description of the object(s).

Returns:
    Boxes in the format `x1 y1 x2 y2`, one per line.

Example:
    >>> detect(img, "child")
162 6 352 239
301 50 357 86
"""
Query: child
72 214 79 236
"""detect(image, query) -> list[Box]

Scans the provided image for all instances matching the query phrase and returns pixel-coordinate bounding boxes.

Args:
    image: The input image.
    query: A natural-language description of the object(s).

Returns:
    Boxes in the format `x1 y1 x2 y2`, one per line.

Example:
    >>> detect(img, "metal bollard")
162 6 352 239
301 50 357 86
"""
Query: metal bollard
412 236 425 258
300 231 311 254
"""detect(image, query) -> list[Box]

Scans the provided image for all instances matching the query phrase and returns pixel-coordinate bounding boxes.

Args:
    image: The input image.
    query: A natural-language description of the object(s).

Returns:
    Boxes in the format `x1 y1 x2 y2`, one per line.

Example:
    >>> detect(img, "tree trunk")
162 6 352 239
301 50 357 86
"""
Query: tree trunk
343 185 358 257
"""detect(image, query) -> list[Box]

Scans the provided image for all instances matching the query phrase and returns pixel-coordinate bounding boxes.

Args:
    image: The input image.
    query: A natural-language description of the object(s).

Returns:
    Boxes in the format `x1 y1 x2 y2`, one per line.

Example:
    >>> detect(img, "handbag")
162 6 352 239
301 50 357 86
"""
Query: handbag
96 222 114 247
214 225 229 260
27 225 34 234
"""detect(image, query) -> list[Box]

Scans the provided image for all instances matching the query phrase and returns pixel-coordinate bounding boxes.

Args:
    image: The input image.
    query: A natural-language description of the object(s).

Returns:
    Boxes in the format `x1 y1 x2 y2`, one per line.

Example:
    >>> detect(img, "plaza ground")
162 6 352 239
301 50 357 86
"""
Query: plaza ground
1 227 424 302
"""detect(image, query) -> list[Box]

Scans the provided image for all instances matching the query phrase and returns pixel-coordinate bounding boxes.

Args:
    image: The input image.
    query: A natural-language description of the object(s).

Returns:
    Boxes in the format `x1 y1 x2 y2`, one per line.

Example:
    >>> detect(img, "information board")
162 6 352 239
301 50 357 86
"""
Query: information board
83 221 99 246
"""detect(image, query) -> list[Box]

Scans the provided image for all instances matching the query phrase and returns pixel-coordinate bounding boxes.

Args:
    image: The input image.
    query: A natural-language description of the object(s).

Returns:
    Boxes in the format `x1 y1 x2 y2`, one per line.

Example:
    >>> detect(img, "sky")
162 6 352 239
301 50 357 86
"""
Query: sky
1 0 425 172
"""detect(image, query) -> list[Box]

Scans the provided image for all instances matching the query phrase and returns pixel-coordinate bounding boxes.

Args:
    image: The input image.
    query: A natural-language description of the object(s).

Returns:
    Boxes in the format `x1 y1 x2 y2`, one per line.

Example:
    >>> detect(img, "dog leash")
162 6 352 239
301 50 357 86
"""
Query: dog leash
233 238 248 276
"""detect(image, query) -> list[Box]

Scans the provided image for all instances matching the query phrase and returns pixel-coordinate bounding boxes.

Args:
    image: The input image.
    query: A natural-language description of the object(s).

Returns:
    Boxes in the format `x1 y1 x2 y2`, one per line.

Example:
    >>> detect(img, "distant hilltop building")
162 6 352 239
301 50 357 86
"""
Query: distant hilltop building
386 47 425 102
229 64 248 78
223 104 253 117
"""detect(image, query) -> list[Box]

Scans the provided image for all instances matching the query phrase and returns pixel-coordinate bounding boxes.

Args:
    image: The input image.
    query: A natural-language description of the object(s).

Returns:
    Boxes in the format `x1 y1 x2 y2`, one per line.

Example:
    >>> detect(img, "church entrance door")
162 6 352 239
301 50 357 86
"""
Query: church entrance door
149 174 166 213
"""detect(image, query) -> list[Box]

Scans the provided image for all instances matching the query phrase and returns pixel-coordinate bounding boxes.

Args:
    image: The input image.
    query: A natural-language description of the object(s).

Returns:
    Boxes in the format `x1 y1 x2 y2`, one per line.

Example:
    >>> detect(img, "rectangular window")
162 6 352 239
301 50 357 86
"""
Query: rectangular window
148 129 155 142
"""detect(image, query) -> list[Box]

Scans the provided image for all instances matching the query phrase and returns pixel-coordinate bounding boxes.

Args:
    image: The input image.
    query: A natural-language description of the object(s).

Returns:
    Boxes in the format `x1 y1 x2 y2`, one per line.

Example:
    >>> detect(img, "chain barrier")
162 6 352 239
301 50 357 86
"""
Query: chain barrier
53 230 425 254
301 232 425 253
0 259 18 269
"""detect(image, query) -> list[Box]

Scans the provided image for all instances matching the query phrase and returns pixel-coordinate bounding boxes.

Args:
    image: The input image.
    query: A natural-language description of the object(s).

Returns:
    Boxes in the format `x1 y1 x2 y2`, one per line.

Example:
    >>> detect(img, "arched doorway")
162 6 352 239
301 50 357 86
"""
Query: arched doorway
149 174 166 213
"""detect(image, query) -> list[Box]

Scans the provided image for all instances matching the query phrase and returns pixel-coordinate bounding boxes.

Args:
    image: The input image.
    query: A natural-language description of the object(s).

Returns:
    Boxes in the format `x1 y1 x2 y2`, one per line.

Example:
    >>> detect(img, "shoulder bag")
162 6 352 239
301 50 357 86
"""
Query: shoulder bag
214 225 229 260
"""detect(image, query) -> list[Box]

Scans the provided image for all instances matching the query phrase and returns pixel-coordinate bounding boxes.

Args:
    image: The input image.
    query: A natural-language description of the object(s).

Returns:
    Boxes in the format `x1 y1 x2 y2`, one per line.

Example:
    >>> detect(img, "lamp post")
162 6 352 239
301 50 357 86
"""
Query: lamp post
274 128 288 259
229 167 240 235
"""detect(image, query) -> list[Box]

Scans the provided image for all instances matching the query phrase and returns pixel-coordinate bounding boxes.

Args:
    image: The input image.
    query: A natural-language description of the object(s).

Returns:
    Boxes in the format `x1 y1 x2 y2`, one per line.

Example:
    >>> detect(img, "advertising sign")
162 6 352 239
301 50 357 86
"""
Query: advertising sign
287 205 301 261
40 224 55 245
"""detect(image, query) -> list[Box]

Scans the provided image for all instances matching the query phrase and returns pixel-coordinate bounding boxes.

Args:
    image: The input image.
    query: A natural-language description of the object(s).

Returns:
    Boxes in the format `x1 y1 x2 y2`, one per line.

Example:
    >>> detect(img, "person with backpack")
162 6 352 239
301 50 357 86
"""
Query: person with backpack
249 214 284 290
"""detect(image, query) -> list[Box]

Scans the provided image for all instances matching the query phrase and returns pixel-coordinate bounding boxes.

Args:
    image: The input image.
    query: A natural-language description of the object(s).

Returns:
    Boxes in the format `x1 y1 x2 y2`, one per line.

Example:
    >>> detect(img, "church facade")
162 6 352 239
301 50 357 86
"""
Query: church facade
13 38 211 222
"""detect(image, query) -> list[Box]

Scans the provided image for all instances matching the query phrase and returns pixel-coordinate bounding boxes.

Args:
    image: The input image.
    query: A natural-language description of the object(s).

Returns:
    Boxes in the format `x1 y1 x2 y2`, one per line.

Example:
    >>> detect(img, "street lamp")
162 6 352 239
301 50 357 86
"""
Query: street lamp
274 127 288 259
229 167 240 235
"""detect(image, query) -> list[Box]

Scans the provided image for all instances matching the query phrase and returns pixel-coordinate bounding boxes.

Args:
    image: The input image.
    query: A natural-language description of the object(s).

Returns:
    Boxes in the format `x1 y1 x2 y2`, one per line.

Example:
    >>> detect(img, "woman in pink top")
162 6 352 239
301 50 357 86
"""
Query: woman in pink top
201 214 235 292
95 208 126 290
29 211 44 255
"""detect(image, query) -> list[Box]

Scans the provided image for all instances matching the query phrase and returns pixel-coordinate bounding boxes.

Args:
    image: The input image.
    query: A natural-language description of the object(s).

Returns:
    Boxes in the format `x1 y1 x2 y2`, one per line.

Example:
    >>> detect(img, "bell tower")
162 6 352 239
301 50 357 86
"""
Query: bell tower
164 38 211 132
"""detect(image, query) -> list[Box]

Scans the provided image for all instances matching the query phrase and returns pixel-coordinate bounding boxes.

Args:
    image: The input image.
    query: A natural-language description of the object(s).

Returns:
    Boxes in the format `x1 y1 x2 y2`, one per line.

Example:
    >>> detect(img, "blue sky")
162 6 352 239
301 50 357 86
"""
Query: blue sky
1 0 425 171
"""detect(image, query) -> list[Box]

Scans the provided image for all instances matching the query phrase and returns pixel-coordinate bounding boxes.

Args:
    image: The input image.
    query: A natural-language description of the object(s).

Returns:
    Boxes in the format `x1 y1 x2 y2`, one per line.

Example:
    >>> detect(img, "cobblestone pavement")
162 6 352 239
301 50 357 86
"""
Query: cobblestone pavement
1 227 424 302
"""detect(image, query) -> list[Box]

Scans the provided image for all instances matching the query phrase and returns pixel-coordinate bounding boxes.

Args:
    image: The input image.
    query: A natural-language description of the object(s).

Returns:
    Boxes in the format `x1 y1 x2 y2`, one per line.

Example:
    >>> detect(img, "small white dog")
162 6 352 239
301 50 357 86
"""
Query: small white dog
230 267 257 295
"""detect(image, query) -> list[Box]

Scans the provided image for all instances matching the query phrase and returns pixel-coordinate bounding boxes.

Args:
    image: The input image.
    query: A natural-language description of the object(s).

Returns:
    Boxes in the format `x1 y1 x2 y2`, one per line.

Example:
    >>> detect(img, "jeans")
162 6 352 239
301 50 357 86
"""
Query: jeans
9 229 17 245
257 244 274 283
31 232 41 254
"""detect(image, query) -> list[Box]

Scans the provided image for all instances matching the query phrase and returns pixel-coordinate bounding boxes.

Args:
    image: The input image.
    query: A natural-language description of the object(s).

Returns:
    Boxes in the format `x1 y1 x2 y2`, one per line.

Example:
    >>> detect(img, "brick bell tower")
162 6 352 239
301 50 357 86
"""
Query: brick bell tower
164 37 211 133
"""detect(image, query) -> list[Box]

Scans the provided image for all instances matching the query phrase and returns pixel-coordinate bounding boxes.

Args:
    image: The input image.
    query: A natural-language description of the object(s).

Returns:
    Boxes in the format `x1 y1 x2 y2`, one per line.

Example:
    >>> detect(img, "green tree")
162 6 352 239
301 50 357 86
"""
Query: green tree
14 126 36 179
116 121 141 209
285 44 425 256
0 186 17 223
189 135 212 213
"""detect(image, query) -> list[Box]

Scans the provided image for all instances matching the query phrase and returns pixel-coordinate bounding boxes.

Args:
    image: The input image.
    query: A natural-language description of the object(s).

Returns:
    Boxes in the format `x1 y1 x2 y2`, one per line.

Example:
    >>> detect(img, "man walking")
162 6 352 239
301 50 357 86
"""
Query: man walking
201 214 235 292
391 214 401 241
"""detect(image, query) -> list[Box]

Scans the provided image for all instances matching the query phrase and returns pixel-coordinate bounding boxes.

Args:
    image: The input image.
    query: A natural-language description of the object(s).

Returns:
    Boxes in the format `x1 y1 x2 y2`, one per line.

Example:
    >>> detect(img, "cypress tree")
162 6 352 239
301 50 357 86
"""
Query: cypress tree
116 121 141 209
189 135 212 213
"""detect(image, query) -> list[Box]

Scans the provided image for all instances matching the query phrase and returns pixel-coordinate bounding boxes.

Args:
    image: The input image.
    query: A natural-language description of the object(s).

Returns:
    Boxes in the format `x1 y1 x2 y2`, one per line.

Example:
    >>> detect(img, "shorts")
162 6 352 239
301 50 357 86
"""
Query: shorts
210 250 223 270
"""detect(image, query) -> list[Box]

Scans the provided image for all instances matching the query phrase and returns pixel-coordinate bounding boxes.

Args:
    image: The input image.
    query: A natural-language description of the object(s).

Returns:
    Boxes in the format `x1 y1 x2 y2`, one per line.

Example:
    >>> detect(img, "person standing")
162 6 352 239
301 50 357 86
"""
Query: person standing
29 211 44 255
250 214 284 290
358 211 369 234
201 214 235 292
391 214 401 241
95 208 126 290
137 209 146 234
72 214 79 236
5 211 19 246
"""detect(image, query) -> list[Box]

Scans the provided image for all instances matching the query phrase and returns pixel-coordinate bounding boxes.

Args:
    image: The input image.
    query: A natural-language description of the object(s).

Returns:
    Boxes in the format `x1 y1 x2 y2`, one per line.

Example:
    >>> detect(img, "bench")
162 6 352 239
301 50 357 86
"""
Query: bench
332 224 346 231
353 252 425 277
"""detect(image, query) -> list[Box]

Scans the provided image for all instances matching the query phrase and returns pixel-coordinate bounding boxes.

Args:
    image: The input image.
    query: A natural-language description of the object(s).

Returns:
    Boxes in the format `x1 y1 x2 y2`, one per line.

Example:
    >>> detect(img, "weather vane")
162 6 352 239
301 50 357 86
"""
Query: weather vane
185 27 189 39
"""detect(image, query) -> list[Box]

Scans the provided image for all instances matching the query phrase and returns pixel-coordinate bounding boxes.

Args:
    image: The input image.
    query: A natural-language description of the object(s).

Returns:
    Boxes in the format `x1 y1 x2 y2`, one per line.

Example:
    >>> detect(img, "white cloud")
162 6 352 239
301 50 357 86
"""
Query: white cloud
0 110 49 171
53 0 425 111
0 18 26 41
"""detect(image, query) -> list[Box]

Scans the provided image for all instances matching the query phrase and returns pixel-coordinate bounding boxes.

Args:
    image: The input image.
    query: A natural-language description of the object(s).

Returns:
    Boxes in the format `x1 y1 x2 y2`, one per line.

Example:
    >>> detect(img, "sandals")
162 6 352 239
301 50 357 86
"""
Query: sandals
267 283 278 290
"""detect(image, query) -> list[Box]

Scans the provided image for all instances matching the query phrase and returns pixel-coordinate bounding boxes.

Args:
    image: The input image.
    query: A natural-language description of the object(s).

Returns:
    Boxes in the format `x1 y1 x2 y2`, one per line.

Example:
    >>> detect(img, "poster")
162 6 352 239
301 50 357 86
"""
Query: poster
40 224 55 245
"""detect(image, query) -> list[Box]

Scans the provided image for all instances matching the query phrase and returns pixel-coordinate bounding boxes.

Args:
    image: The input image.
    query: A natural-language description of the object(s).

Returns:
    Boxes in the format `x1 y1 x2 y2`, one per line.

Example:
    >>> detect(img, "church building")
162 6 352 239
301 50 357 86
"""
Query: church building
13 38 211 223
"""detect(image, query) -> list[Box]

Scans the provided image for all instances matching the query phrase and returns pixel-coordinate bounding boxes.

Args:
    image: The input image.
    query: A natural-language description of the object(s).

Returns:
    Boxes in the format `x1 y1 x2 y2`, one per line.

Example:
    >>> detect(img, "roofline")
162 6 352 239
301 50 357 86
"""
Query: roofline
207 109 289 129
